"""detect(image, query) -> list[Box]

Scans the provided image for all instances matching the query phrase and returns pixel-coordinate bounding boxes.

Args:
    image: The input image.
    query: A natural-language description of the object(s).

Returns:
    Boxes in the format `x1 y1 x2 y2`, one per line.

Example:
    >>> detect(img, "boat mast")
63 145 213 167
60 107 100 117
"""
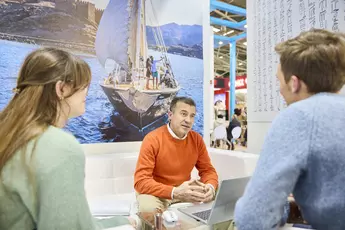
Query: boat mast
142 0 148 62
127 0 139 82
137 0 148 79
148 0 175 78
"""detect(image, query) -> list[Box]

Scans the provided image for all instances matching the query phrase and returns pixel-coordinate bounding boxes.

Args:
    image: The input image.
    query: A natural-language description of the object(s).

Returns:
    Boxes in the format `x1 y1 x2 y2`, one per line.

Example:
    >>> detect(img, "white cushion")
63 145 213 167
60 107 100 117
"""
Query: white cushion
88 193 136 216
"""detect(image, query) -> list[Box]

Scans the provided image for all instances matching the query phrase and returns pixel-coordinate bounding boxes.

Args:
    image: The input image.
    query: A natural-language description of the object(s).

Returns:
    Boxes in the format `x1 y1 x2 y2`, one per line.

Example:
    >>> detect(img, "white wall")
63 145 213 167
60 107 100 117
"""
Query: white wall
208 27 215 137
82 142 142 155
82 0 212 155
246 0 345 154
202 0 213 147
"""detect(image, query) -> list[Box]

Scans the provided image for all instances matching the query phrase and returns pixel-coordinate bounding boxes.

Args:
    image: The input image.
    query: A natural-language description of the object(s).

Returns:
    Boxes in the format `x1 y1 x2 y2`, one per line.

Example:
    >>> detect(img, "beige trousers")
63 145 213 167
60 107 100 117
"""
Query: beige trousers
136 193 236 230
136 193 180 212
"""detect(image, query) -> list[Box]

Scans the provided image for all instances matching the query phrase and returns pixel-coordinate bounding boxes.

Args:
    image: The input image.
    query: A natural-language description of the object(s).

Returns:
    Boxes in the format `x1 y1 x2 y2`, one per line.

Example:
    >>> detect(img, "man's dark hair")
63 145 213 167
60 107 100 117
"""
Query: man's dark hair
170 96 196 112
234 108 242 116
217 114 224 119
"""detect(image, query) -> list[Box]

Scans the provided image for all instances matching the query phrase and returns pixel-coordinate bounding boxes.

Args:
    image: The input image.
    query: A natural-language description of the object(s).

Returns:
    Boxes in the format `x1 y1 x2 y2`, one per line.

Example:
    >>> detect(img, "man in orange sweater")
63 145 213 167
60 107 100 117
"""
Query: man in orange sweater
134 97 219 212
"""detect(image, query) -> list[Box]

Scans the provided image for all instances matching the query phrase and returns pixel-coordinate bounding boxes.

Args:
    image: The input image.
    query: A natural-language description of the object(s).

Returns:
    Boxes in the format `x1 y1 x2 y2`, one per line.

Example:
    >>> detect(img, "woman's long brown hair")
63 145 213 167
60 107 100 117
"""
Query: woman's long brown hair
0 47 91 173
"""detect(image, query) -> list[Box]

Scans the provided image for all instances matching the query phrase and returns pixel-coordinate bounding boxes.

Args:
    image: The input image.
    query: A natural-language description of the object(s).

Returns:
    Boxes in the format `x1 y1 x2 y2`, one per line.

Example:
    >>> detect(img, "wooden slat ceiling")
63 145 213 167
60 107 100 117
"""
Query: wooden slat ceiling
211 0 247 77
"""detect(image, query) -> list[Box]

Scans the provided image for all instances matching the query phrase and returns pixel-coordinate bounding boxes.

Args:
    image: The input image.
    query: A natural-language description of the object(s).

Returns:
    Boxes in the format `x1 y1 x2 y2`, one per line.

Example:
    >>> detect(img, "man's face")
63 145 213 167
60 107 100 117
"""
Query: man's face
169 102 196 138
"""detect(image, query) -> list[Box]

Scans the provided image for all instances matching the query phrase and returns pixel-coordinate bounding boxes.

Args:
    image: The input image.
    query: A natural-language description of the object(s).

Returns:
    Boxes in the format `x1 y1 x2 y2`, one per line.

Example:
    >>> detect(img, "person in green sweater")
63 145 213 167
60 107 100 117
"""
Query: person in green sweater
0 47 137 230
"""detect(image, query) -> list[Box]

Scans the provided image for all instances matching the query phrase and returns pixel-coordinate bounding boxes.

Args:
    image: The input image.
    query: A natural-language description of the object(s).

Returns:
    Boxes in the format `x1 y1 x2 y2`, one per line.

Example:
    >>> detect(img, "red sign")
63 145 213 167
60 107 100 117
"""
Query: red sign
235 75 247 90
214 75 247 90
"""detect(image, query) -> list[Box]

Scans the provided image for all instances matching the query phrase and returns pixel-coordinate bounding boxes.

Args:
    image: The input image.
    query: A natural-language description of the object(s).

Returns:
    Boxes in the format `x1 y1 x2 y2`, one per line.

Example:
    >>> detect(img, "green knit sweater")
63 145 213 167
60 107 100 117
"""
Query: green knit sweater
0 126 130 230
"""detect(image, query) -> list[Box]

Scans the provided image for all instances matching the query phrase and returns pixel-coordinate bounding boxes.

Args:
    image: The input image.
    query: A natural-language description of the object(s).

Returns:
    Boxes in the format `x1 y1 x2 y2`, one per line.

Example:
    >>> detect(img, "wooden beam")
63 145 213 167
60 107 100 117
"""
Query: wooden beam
214 10 237 22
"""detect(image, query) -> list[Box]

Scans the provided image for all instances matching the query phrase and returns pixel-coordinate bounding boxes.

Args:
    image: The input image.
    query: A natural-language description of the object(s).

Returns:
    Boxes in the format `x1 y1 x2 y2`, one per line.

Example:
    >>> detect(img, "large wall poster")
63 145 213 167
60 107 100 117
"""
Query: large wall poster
0 0 204 143
247 0 345 122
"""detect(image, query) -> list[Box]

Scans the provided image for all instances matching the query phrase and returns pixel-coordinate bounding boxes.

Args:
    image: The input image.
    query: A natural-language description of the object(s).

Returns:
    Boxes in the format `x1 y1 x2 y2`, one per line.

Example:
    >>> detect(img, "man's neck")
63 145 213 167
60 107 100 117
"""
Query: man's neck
299 91 313 100
291 92 313 105
167 124 187 140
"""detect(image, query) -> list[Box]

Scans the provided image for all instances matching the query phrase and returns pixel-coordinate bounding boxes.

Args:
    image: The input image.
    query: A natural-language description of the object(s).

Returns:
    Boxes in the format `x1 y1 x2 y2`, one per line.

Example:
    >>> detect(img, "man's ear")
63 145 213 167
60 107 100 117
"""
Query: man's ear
168 111 173 121
289 75 302 94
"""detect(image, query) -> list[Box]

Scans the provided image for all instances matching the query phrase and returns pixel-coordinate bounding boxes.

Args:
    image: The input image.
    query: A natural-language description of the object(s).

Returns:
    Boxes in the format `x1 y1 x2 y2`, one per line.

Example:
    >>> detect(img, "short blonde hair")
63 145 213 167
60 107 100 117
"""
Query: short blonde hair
275 29 345 93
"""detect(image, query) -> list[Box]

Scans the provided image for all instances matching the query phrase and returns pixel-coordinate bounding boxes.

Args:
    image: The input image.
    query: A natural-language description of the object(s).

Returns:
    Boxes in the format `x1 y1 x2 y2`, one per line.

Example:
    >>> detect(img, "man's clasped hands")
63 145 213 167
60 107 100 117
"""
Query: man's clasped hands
173 179 215 203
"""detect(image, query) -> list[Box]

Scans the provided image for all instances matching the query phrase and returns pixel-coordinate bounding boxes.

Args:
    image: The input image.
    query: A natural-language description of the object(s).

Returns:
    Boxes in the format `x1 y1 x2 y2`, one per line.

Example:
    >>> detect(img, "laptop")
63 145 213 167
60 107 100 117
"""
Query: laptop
178 176 250 225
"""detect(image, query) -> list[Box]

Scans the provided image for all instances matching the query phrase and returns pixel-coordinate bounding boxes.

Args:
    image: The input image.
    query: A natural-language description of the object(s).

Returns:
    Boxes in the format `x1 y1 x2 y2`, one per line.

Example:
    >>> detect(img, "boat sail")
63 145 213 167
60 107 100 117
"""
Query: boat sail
95 0 180 130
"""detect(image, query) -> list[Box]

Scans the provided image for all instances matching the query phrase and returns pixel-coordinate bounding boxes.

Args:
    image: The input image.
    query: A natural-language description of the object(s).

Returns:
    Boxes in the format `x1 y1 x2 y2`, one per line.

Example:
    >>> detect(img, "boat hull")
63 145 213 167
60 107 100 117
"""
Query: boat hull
100 84 180 130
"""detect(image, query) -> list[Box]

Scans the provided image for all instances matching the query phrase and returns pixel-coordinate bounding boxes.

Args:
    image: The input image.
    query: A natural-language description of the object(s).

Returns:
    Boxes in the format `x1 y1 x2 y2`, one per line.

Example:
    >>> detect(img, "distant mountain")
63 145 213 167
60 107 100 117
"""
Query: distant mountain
149 43 203 59
0 2 97 46
146 23 202 47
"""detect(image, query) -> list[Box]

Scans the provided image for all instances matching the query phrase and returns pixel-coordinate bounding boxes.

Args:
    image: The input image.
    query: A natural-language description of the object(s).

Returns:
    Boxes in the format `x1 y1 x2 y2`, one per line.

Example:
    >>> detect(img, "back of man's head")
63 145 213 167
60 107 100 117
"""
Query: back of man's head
275 28 345 94
234 108 242 116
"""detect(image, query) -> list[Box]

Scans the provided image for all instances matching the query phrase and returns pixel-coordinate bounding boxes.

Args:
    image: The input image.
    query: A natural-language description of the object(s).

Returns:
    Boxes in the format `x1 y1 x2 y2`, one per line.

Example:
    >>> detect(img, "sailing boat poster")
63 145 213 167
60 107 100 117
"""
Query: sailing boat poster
0 0 204 143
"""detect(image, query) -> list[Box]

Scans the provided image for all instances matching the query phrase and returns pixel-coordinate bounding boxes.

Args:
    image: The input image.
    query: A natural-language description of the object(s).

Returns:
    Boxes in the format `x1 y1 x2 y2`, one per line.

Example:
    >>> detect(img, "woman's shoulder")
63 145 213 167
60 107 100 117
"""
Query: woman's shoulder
34 126 81 152
33 126 84 169
40 126 80 146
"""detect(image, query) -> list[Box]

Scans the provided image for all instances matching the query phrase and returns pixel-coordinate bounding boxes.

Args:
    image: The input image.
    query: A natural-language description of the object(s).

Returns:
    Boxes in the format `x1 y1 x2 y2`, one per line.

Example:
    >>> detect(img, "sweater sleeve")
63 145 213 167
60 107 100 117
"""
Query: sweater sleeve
195 134 219 190
234 106 311 230
134 134 174 199
36 144 129 230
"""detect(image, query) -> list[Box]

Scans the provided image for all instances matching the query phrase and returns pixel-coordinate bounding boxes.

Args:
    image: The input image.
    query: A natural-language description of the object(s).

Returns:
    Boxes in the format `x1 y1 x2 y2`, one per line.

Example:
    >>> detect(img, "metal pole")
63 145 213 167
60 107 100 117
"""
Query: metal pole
229 41 236 119
210 0 247 16
214 33 247 42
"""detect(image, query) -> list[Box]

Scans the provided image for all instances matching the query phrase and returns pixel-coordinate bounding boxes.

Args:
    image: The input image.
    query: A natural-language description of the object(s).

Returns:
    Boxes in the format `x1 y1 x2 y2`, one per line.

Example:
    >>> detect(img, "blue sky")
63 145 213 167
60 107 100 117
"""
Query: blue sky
90 0 203 26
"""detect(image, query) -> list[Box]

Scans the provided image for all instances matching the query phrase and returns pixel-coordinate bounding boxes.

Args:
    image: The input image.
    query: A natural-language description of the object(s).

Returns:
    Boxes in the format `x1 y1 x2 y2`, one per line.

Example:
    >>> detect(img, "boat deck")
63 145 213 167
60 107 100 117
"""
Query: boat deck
101 83 181 94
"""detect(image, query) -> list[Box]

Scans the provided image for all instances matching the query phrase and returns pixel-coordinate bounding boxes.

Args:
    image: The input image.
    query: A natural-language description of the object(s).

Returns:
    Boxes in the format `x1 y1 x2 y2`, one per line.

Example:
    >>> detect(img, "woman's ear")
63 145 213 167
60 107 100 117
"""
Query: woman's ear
55 81 71 100
55 80 64 100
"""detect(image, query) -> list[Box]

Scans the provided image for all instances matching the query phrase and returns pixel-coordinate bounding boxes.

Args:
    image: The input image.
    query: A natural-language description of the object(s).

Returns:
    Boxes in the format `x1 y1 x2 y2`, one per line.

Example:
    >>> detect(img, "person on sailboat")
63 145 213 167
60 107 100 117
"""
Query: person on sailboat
104 72 115 86
145 57 152 89
0 47 137 230
159 69 177 89
134 97 218 212
150 56 163 90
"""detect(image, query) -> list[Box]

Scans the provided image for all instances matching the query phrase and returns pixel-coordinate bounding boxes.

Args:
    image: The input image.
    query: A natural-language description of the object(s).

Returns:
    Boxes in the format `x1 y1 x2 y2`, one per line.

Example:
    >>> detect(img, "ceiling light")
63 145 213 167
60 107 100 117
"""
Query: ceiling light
243 42 247 46
220 56 223 59
244 24 247 28
213 27 220 33
239 63 243 66
218 41 223 45
223 30 234 36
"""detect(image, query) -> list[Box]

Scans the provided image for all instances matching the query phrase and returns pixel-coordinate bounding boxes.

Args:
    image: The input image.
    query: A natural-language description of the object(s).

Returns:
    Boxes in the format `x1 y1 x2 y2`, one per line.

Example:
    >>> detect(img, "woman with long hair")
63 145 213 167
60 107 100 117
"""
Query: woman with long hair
0 47 136 229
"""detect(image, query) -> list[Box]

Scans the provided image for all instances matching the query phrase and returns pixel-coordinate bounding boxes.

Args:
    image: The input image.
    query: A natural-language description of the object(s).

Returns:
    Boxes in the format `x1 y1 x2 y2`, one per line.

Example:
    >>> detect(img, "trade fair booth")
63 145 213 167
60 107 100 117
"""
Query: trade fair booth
2 0 341 229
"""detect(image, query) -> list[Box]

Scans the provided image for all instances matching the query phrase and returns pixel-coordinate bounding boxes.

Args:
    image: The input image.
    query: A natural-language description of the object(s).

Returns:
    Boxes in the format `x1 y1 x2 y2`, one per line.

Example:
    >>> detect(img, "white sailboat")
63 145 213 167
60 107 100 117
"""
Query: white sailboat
95 0 181 130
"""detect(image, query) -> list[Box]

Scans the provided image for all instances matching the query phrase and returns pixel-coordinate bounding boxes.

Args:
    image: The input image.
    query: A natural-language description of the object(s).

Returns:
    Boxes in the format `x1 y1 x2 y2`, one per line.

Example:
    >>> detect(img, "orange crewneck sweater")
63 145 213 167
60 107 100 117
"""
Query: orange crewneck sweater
134 125 218 199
